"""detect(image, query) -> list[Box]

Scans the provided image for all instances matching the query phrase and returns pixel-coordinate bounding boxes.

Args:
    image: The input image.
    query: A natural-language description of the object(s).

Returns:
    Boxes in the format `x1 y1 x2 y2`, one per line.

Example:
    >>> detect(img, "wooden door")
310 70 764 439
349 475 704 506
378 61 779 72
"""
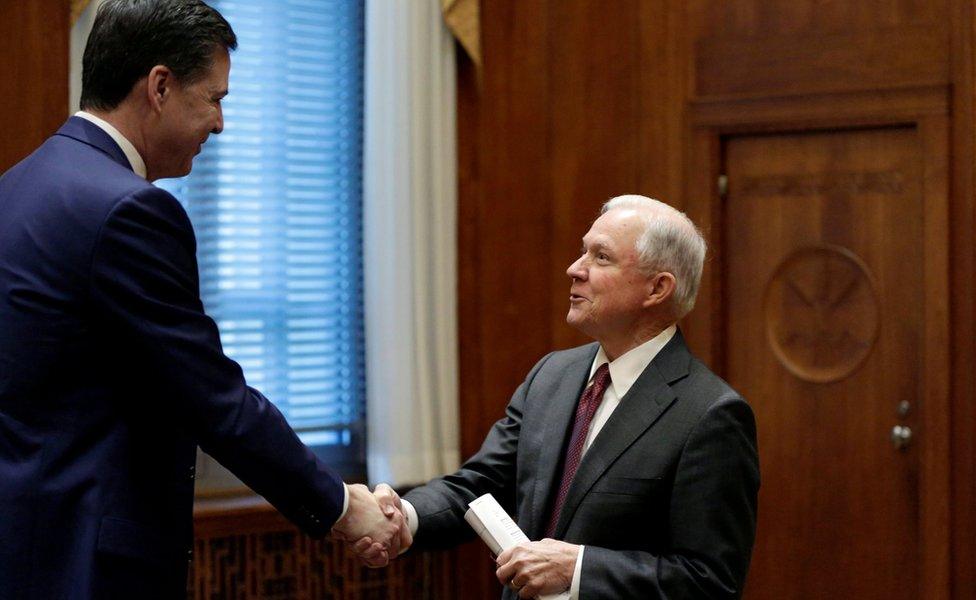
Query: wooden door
722 126 947 599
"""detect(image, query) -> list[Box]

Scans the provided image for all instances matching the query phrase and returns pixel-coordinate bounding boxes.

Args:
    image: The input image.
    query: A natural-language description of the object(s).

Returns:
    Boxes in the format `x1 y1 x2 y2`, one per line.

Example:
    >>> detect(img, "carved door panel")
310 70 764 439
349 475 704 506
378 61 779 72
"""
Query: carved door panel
723 127 938 599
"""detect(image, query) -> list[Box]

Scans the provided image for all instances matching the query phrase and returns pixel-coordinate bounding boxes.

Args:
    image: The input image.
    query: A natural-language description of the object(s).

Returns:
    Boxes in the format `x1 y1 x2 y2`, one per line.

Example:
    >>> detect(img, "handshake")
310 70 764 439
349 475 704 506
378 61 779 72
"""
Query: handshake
332 484 580 597
331 483 412 567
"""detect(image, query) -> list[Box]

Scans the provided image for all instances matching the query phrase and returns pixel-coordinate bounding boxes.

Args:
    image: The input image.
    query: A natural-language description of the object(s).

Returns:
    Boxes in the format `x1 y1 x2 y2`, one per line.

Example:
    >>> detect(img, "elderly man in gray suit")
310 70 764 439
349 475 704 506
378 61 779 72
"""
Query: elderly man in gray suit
356 195 760 599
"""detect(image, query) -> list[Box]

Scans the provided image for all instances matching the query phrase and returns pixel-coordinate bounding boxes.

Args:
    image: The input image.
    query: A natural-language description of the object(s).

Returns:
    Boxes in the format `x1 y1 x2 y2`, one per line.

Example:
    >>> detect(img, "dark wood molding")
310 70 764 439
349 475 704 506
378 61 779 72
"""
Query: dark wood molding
689 86 949 129
948 0 976 597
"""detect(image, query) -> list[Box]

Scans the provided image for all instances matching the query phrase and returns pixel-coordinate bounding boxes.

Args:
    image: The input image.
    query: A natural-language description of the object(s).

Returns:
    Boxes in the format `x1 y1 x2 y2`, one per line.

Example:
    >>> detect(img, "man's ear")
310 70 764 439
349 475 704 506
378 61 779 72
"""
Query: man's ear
644 271 676 308
145 65 173 113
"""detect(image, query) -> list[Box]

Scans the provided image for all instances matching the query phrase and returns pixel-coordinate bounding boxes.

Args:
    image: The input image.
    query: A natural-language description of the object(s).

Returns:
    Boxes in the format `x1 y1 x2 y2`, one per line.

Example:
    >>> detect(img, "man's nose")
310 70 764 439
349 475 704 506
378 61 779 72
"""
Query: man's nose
567 256 586 279
212 105 224 134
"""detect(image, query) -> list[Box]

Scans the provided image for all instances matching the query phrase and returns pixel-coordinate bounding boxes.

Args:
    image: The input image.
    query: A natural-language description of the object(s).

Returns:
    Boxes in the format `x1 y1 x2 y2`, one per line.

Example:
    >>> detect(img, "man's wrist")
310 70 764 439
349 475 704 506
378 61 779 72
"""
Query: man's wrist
337 482 350 522
400 498 420 536
569 544 584 600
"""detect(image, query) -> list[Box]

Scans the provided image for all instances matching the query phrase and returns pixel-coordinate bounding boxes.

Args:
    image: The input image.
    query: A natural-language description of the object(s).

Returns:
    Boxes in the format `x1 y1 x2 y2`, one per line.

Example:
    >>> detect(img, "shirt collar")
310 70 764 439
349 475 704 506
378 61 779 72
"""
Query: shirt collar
74 111 147 179
589 324 678 399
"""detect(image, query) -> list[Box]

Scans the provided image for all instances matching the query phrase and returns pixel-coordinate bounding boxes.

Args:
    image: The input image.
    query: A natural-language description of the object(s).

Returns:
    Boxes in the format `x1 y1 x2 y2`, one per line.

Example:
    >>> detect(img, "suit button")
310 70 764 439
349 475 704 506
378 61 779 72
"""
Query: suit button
187 549 194 562
189 465 196 481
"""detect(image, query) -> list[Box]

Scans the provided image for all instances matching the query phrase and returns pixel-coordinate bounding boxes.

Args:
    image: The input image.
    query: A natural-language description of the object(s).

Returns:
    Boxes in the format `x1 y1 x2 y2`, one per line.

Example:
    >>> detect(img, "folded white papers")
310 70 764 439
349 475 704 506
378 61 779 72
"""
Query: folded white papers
464 493 570 600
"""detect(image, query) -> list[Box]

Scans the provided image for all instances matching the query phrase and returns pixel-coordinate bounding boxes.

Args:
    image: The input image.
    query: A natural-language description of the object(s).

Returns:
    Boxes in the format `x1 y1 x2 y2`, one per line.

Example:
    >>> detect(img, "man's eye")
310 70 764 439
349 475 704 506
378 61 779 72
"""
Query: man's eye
597 253 609 261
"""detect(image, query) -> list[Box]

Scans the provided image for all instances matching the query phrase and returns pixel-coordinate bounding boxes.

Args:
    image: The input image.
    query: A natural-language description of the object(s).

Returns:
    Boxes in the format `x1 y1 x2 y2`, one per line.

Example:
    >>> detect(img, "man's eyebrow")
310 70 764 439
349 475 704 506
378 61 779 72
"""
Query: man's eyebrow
583 239 612 253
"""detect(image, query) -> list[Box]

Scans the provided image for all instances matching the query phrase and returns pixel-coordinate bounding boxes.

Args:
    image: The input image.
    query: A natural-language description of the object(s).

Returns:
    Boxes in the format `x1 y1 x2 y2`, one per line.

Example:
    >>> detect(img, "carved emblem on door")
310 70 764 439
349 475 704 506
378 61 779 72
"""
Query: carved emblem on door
764 244 879 383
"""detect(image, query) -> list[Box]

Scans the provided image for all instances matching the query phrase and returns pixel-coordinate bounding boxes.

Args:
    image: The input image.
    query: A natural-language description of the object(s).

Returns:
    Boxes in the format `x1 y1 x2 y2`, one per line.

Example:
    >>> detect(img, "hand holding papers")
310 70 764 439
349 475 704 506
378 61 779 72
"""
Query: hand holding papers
464 493 534 557
465 494 573 600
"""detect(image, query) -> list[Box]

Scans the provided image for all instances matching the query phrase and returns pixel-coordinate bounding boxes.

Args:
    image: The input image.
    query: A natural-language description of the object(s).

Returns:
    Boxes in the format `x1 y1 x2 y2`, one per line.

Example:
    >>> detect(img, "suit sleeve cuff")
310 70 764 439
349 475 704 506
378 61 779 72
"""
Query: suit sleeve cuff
569 545 584 600
338 483 350 521
401 498 420 536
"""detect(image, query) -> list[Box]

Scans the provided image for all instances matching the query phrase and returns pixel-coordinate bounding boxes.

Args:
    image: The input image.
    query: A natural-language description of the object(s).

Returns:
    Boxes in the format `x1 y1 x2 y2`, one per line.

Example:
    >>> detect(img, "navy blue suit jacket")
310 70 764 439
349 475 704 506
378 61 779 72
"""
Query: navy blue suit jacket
0 117 345 599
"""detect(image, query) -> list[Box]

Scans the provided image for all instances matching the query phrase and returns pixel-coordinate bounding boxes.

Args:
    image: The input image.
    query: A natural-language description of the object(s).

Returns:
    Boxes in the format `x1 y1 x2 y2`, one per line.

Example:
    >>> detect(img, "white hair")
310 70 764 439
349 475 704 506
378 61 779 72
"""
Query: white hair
601 194 707 318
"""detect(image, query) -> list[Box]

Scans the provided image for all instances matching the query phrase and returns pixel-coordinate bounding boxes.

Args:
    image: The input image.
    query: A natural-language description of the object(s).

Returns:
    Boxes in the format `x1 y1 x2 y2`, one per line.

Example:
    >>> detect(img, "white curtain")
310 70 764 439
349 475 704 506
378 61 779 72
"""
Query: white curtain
364 0 460 486
69 0 105 113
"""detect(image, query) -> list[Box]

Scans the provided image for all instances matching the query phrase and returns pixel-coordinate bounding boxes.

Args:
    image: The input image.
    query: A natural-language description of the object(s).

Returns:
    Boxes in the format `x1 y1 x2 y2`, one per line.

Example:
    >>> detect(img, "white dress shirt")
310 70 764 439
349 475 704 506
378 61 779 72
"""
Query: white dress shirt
74 111 148 179
403 325 677 598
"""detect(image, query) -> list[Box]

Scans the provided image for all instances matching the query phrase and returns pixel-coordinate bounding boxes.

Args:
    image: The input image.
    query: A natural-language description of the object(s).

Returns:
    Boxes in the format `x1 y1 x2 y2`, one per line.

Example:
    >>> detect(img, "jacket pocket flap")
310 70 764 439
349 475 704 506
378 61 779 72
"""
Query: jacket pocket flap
591 476 661 496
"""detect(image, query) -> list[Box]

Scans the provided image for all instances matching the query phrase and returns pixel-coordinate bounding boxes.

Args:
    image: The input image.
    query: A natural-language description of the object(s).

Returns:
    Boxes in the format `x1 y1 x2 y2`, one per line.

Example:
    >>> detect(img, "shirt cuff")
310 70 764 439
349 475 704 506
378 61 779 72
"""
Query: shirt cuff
338 483 350 521
400 498 420 536
569 545 584 600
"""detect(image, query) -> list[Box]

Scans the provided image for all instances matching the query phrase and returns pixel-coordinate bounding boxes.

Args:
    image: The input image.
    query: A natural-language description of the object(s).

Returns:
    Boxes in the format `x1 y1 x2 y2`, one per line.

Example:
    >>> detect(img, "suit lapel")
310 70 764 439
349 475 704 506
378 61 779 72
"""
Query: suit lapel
526 346 597 539
552 331 692 538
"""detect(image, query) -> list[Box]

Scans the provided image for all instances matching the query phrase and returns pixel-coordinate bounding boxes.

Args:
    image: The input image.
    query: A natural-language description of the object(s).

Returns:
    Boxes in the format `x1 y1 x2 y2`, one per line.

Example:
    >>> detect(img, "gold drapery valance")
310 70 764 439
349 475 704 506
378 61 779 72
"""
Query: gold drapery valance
71 0 93 25
441 0 481 66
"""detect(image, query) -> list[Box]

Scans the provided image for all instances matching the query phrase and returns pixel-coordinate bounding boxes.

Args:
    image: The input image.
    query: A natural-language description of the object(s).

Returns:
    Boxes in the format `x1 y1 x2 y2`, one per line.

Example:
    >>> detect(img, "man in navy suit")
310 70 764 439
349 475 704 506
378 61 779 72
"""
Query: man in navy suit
0 1 402 598
356 195 760 599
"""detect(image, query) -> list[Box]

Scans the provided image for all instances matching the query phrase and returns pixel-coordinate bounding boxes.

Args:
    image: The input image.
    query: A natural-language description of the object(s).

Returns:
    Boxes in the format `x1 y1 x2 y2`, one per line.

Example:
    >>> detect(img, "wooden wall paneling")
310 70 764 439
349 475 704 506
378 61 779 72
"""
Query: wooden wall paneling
454 42 499 600
680 128 722 365
545 0 643 352
463 0 553 456
684 0 951 111
637 0 686 214
688 0 946 39
458 0 973 597
456 27 485 471
917 113 952 600
672 1 720 359
694 26 949 100
457 2 553 597
949 0 976 596
0 0 69 172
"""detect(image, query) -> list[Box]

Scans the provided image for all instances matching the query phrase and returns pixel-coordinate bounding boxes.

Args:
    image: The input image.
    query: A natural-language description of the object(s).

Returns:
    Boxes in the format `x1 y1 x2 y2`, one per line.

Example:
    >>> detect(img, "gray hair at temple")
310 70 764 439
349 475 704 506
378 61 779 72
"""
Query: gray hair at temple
601 194 707 319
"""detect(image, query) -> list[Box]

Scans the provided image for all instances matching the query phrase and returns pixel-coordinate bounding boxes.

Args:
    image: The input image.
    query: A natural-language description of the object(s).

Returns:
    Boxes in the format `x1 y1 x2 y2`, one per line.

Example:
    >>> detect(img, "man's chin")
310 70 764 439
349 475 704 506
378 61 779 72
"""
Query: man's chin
149 163 193 182
170 164 194 180
565 310 588 332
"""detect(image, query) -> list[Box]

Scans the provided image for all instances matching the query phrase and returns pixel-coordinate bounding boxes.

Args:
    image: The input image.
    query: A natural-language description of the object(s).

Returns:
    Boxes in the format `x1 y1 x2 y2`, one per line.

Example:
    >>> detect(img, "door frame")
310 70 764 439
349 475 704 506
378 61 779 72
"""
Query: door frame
682 86 952 600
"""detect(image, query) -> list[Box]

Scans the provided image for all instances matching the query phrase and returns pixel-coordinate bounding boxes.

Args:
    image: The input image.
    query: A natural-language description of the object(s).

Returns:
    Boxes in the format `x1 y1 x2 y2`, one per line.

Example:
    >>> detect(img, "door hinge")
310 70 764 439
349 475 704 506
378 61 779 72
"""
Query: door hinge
717 174 729 198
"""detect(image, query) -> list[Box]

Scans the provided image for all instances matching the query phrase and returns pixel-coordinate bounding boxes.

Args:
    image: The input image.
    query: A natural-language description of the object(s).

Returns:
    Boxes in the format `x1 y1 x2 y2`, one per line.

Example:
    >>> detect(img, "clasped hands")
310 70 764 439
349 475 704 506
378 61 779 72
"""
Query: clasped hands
331 483 412 566
337 484 579 598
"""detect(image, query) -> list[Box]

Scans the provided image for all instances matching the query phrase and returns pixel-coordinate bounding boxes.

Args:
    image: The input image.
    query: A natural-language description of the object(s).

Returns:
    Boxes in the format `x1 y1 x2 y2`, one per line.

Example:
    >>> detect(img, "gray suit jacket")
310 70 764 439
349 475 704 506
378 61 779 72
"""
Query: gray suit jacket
404 331 760 599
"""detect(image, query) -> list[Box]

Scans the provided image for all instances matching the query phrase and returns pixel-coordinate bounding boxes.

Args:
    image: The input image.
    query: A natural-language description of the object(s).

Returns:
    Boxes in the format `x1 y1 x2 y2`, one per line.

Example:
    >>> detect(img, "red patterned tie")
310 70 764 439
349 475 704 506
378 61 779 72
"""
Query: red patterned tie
544 363 612 538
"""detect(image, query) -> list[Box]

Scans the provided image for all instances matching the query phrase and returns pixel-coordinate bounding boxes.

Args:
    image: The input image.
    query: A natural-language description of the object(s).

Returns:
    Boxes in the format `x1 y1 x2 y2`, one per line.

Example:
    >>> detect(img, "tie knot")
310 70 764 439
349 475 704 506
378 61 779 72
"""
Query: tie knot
591 362 611 391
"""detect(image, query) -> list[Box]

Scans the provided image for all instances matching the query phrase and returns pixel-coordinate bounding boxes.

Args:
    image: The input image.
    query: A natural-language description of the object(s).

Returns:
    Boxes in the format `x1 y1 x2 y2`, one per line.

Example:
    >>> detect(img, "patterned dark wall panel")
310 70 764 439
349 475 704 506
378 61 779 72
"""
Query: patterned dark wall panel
190 506 460 600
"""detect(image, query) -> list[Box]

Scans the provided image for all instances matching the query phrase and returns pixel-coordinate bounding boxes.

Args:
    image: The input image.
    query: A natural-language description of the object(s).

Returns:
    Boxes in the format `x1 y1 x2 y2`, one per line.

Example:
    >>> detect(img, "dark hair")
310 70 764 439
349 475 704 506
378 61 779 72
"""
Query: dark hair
80 0 237 111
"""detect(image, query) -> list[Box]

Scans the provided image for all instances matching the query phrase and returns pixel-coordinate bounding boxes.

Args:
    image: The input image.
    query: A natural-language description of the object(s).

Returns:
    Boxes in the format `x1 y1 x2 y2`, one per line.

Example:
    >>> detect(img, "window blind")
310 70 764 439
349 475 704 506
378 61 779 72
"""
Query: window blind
157 0 366 471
